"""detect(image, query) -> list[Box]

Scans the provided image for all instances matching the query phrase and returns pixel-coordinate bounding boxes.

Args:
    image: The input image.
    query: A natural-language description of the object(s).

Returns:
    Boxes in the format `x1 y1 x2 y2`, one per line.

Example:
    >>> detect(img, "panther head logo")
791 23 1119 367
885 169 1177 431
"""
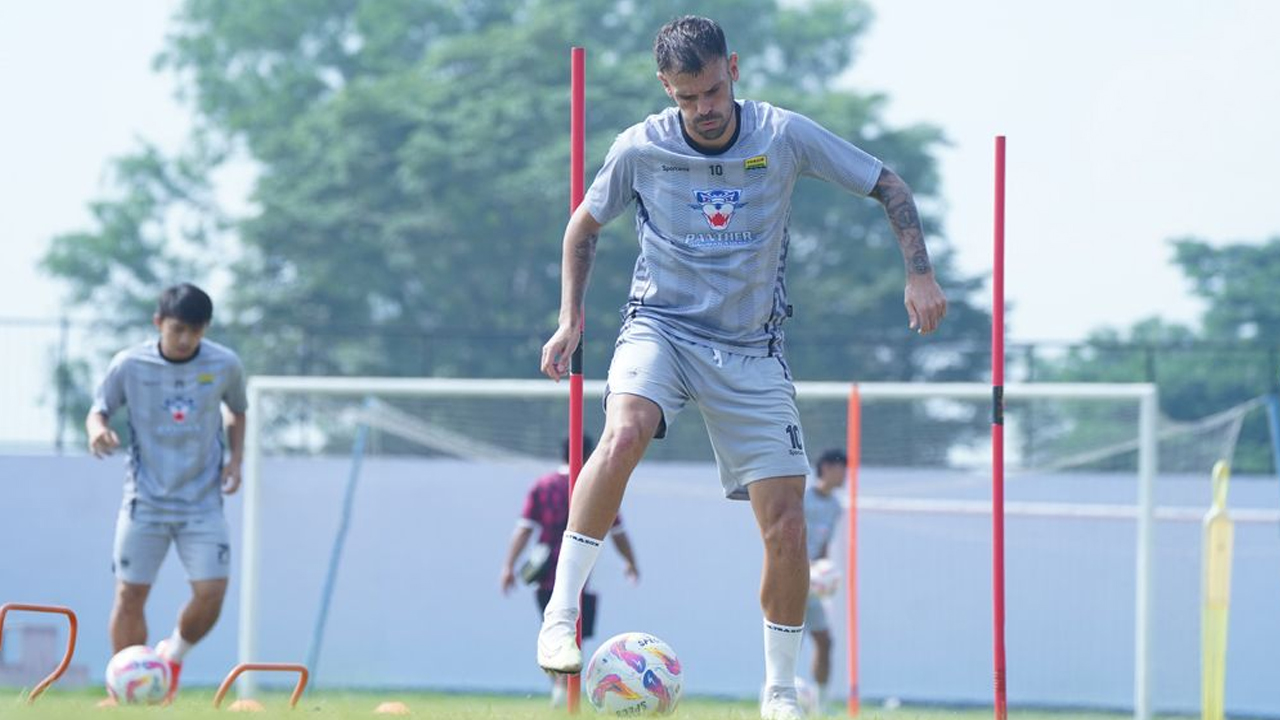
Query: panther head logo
690 189 744 230
163 396 196 423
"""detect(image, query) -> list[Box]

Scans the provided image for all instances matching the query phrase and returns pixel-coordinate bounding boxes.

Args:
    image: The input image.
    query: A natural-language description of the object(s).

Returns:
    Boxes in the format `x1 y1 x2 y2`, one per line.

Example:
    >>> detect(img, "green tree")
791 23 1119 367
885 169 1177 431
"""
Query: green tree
44 0 990 454
1038 239 1280 473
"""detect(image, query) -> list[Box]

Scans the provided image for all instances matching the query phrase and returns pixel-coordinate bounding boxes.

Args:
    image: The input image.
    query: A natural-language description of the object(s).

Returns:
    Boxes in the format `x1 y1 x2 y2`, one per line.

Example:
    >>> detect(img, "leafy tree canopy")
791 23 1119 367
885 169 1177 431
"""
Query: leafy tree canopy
44 0 987 385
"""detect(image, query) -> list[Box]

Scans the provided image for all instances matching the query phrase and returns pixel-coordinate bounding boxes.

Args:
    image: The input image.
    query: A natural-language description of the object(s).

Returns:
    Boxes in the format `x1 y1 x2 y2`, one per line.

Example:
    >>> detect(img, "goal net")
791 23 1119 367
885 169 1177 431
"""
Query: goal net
234 377 1278 717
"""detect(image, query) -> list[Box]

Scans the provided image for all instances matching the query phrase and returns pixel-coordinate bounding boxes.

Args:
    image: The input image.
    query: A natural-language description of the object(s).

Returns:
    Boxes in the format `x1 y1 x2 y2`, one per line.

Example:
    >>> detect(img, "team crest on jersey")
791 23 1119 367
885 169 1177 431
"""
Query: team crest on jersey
689 189 746 230
163 395 196 423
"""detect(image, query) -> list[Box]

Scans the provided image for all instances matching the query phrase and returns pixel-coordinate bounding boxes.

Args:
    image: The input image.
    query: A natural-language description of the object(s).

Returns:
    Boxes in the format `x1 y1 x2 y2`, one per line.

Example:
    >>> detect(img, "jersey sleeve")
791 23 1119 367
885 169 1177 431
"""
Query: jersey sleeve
91 351 129 417
223 354 249 413
582 131 639 225
519 484 542 526
787 111 884 197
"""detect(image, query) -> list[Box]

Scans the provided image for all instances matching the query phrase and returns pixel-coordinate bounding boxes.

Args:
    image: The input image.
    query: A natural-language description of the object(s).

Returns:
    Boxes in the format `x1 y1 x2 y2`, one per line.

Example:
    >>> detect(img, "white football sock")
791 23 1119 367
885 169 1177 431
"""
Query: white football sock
163 629 194 662
762 619 805 690
543 531 603 619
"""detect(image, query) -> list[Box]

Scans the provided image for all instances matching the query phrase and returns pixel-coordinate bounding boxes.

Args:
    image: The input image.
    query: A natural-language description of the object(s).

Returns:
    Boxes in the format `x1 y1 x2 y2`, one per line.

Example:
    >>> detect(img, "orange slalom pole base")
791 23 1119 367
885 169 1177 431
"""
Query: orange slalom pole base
213 663 310 710
0 602 78 704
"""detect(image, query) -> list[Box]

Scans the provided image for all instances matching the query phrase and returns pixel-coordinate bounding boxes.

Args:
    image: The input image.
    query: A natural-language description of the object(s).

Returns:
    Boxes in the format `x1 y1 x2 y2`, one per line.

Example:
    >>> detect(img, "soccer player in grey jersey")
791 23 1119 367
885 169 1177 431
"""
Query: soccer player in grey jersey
803 449 848 712
88 283 247 705
536 17 946 720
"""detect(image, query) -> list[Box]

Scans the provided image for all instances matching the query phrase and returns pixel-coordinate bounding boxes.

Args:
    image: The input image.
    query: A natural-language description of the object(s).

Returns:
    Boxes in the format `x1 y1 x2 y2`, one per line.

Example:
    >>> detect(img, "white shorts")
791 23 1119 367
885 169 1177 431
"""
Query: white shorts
605 318 810 499
112 509 231 585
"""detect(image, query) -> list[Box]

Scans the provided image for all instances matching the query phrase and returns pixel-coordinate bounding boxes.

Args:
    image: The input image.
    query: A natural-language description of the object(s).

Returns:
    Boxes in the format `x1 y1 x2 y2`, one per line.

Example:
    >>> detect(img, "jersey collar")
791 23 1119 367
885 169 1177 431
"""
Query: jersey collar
678 102 742 157
156 341 202 365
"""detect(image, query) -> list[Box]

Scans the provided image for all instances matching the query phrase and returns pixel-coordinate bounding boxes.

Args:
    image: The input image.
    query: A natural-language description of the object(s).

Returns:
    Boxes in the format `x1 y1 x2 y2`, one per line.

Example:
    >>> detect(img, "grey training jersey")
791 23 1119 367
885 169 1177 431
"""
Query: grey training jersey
805 485 843 560
584 99 883 356
92 339 248 521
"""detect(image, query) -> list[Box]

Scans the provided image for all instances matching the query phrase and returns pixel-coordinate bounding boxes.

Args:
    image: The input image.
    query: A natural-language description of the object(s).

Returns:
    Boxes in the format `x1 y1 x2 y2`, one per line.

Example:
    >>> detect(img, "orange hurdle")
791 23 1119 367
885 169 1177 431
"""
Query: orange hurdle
0 602 79 704
213 662 309 710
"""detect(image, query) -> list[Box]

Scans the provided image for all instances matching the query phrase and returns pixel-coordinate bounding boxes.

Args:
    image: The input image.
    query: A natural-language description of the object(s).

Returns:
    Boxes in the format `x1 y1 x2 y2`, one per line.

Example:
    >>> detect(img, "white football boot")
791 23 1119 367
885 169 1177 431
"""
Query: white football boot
536 608 582 674
760 686 805 720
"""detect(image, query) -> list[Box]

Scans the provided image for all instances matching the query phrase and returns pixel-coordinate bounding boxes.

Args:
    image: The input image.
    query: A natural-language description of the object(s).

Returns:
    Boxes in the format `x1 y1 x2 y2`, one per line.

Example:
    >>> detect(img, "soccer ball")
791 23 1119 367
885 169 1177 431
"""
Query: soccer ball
584 632 683 716
105 645 170 705
809 558 840 599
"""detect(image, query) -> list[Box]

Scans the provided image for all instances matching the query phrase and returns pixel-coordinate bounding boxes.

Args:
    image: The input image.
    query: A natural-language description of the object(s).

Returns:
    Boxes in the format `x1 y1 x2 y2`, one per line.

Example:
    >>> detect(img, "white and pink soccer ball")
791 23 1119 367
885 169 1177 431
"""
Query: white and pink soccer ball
105 645 170 705
584 632 683 716
810 558 840 599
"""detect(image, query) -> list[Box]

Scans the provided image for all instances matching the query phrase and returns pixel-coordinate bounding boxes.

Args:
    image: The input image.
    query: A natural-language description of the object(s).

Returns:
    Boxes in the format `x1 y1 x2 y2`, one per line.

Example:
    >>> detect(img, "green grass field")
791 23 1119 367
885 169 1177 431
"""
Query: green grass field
1 688 1190 720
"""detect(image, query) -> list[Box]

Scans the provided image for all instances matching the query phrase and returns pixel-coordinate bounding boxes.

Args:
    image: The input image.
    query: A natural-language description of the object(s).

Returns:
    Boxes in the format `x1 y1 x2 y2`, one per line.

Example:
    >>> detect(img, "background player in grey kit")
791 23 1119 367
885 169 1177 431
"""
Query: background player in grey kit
535 16 946 720
803 449 848 712
87 283 247 705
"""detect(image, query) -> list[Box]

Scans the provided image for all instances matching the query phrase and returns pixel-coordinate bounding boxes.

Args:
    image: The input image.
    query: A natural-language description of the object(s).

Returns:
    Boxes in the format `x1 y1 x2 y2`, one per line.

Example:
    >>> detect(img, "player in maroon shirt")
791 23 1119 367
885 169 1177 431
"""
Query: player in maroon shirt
501 436 640 706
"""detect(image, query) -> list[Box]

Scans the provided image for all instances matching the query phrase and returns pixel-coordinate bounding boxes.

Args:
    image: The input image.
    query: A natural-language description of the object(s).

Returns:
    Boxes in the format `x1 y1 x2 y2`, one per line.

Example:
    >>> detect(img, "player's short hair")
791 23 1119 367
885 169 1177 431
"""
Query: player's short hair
814 448 848 473
157 283 214 327
561 434 597 464
654 16 728 76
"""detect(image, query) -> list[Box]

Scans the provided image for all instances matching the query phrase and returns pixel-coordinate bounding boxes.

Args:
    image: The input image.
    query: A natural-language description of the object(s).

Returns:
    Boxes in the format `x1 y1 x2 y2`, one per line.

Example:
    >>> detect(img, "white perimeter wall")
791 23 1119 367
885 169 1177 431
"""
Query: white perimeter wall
2 455 1279 715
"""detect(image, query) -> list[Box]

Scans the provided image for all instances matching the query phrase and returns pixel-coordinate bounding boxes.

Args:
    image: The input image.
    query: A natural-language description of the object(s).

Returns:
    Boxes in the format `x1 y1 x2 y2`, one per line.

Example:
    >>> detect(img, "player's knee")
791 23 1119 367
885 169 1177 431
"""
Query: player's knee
601 423 648 463
763 510 806 556
115 584 150 613
192 580 228 603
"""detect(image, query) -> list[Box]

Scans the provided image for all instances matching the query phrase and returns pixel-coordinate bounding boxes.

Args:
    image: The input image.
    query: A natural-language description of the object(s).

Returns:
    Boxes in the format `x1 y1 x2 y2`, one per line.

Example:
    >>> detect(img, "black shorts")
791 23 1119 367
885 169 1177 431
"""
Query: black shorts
536 588 598 640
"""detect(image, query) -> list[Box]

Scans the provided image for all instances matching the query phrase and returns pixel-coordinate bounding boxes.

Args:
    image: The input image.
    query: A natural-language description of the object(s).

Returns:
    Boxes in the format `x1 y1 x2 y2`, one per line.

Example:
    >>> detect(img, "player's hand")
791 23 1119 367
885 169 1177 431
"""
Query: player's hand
905 274 947 335
89 428 120 458
540 322 582 381
221 462 243 495
624 562 640 585
500 567 517 595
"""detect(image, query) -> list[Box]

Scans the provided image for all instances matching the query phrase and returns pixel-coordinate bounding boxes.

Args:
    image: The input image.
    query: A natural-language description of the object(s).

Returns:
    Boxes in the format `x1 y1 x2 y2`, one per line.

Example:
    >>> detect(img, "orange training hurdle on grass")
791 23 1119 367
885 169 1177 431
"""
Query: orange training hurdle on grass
213 662 310 710
0 602 79 704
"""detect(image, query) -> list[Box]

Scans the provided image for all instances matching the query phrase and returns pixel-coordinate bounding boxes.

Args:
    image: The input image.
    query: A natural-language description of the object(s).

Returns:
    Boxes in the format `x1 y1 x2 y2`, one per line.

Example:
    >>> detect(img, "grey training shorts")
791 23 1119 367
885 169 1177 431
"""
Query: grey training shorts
605 317 810 499
112 509 232 585
805 594 832 633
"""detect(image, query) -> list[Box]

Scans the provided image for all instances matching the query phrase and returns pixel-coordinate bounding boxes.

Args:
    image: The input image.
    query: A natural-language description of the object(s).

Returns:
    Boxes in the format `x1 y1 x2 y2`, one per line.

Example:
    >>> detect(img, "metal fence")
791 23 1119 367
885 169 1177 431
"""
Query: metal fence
5 316 1279 455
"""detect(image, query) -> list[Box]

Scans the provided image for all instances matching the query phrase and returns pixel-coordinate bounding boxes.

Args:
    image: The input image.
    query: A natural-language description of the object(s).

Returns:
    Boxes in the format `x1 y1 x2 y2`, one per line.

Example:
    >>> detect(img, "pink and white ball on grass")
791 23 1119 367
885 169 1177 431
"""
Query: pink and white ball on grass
105 645 171 705
584 632 683 716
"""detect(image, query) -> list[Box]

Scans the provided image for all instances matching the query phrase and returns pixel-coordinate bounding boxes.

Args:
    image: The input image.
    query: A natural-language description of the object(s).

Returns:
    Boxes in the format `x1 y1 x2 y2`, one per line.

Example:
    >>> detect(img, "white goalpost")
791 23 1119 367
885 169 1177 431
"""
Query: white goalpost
235 376 1166 710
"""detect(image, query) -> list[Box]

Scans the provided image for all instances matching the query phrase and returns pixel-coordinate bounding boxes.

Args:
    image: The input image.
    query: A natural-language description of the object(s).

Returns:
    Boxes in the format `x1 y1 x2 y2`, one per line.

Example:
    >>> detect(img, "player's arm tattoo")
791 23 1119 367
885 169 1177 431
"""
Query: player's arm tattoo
565 231 599 312
870 168 933 276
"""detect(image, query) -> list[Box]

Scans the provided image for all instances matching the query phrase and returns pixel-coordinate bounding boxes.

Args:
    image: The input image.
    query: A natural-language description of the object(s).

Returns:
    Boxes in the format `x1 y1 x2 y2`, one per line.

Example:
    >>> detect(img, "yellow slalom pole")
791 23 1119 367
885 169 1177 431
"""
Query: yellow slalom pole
1201 460 1234 720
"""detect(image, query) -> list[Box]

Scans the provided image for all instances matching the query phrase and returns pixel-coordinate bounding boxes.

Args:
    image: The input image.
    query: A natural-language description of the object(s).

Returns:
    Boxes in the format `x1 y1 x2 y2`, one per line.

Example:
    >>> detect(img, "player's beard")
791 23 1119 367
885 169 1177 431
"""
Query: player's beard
690 84 735 142
691 111 731 141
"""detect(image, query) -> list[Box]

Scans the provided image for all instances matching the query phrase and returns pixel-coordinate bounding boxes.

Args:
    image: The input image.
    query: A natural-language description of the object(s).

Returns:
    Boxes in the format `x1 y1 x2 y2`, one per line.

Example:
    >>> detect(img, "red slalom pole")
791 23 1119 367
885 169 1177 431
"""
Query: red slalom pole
566 45 586 715
992 135 1008 720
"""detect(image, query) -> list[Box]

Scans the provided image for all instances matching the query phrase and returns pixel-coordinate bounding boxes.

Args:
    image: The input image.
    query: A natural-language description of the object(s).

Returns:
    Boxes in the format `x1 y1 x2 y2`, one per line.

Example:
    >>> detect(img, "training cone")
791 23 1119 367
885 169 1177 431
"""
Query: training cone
374 701 410 715
228 698 265 712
